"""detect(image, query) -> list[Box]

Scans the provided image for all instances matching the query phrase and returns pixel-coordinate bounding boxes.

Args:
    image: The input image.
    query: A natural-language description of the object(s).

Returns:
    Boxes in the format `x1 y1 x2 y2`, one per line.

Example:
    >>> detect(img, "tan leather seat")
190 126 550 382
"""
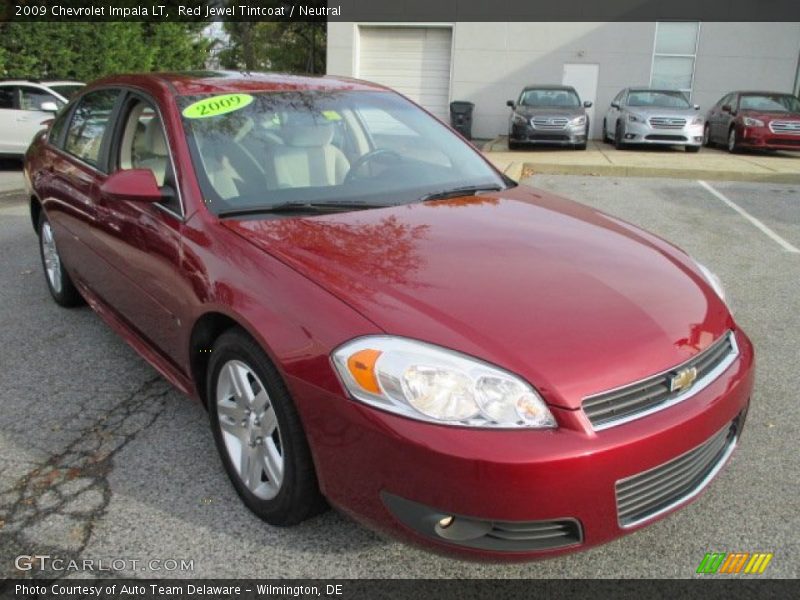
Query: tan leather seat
271 119 349 188
136 118 168 186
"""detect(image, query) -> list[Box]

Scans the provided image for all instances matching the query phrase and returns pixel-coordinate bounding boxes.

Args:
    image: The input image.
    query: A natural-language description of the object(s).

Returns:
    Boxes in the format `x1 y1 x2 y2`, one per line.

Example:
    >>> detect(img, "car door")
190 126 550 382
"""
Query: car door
15 85 61 153
41 88 122 289
715 93 737 142
88 92 187 360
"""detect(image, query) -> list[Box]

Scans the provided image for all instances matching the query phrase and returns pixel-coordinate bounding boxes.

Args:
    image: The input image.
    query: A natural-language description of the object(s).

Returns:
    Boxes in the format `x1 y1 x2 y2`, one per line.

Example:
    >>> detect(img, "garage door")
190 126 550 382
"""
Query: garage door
357 26 452 121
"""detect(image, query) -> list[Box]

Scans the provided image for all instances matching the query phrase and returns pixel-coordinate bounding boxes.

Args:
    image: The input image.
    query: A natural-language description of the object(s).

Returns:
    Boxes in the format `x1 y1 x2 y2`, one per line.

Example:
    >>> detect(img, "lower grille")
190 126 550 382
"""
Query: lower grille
529 133 570 141
583 331 738 430
616 420 737 528
649 117 687 129
645 134 688 141
769 120 800 134
483 519 582 550
767 137 800 146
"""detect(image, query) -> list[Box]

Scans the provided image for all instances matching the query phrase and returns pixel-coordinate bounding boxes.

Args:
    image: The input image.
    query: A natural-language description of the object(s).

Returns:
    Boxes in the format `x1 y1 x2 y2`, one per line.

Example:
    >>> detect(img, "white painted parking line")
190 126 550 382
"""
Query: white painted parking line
697 180 800 254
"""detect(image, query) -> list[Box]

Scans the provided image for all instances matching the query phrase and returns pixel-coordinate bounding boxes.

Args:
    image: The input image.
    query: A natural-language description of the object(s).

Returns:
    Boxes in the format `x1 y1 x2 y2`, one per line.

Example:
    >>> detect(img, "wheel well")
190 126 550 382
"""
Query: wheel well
30 196 41 233
189 312 241 408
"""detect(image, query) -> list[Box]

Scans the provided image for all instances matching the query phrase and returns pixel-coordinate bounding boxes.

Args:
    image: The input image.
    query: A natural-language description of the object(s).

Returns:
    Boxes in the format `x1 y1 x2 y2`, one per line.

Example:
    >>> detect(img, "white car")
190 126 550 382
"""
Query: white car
0 80 84 157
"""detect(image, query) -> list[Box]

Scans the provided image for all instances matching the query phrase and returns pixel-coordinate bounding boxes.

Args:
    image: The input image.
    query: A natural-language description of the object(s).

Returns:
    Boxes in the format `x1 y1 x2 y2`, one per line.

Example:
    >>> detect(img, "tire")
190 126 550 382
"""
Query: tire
602 120 611 144
38 213 83 307
685 145 700 153
727 127 740 153
614 122 627 150
576 142 587 150
703 123 712 147
508 139 521 151
207 329 327 526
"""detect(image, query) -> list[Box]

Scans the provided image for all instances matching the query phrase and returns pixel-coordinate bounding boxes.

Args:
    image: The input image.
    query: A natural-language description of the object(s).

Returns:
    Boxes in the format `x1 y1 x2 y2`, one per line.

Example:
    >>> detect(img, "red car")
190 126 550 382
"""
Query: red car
705 90 800 152
25 72 754 561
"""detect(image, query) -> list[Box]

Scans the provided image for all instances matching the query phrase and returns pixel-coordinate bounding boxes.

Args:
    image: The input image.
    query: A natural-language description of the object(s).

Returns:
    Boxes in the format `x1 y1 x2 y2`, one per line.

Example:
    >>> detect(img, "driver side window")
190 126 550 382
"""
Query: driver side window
118 99 180 214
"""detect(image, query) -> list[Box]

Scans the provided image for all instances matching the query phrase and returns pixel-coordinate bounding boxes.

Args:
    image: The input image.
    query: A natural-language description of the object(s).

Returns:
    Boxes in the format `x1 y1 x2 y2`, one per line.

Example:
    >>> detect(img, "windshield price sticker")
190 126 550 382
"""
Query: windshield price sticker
183 94 254 119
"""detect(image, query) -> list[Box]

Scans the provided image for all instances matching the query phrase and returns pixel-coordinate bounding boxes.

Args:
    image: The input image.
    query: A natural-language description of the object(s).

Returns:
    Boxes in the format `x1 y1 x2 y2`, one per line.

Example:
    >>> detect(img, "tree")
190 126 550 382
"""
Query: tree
0 22 212 80
218 21 325 74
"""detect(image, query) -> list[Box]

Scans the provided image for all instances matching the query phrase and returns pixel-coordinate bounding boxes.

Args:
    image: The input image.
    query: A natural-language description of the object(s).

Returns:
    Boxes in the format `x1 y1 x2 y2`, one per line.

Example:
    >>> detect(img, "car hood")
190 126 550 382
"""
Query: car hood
515 106 584 118
626 107 698 118
223 187 732 409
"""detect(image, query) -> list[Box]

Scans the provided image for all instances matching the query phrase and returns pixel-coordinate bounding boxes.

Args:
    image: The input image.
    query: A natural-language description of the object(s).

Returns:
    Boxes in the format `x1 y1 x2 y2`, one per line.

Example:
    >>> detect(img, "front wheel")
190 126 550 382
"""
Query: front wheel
614 122 627 150
208 329 326 526
727 128 740 153
38 213 83 307
703 123 712 147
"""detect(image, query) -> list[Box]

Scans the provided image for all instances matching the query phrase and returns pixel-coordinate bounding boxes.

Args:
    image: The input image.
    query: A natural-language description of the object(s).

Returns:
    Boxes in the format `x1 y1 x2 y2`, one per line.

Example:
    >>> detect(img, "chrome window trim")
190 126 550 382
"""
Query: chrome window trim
584 331 739 432
615 424 737 529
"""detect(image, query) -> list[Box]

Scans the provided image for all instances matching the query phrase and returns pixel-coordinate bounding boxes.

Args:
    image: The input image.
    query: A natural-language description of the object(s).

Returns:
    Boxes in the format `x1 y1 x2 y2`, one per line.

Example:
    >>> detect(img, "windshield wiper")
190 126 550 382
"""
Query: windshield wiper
217 201 384 218
419 184 506 202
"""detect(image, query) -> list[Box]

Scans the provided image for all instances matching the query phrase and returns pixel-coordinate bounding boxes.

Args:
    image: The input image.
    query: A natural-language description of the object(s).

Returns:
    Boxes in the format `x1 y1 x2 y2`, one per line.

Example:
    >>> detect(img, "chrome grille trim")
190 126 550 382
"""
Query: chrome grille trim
649 117 687 129
616 421 737 528
532 117 569 130
769 120 800 134
583 332 739 431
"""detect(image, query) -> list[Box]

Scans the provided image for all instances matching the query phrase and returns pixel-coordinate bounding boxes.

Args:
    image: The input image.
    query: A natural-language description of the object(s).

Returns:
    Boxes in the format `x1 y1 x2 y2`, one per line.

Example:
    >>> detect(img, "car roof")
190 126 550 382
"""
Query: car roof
41 80 84 86
627 88 686 94
90 70 387 96
734 90 797 96
522 85 577 91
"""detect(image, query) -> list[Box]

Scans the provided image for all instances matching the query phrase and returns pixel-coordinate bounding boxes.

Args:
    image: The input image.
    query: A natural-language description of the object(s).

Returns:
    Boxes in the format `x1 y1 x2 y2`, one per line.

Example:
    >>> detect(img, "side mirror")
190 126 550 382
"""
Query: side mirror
721 104 732 113
100 169 163 203
40 101 59 113
506 100 515 108
693 104 700 110
583 100 593 108
611 102 620 109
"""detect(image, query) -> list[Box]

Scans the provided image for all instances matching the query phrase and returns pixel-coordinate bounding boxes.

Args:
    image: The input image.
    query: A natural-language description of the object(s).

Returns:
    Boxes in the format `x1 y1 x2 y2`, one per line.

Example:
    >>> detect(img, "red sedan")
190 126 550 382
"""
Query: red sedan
25 72 753 561
705 90 800 152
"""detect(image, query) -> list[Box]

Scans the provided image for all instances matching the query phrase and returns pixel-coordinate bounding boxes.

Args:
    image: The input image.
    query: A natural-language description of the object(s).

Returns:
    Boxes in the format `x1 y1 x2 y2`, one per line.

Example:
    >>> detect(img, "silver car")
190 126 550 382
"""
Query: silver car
602 88 704 152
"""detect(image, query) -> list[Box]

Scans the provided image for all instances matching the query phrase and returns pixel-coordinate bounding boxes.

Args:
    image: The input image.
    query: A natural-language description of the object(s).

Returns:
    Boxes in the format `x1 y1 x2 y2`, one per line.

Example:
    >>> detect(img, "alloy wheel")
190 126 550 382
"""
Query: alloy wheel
41 221 62 294
215 359 284 500
728 128 737 153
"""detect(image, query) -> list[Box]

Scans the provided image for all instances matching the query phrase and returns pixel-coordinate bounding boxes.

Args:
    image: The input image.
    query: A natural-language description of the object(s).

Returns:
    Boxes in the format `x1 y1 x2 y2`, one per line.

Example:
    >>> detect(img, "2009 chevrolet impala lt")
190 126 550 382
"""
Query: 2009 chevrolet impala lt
24 72 754 560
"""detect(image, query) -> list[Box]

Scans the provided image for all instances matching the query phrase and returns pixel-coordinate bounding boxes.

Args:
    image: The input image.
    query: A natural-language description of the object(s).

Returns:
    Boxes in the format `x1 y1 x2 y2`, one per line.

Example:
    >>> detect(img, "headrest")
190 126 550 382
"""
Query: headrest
144 117 168 157
282 115 335 147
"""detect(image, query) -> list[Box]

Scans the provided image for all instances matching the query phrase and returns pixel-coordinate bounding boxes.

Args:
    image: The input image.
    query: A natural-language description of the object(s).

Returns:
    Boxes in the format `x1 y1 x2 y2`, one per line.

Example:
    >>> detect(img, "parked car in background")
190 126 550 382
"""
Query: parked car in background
603 88 704 152
25 71 753 561
705 91 800 153
507 85 592 150
0 80 84 157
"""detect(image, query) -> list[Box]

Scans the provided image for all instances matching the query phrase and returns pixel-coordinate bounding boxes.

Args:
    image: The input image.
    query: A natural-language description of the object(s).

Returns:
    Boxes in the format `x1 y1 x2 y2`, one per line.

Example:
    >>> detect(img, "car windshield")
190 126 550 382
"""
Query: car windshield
519 89 580 108
48 84 84 99
627 91 691 109
178 90 506 214
739 94 800 113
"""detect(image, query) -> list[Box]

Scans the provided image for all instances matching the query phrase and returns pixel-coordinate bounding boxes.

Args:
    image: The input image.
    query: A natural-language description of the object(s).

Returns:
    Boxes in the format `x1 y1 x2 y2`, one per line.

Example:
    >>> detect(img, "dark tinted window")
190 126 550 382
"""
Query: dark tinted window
48 106 72 147
64 89 119 168
520 89 580 108
0 87 14 109
19 86 61 111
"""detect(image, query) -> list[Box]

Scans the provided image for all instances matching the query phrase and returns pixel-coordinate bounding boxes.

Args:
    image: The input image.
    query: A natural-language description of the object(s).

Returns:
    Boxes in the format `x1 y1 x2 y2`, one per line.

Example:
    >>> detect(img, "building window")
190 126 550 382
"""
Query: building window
651 22 700 96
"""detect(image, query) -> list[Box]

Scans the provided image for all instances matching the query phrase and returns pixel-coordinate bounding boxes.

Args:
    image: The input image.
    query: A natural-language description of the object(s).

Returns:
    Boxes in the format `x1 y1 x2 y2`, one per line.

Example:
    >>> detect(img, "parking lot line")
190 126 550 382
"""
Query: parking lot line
697 180 800 254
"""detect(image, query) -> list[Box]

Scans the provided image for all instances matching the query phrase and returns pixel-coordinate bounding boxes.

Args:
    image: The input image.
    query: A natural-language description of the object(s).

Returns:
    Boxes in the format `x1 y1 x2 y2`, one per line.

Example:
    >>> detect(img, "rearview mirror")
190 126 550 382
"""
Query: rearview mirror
40 101 59 113
100 169 163 203
583 100 593 108
506 100 515 108
611 102 620 109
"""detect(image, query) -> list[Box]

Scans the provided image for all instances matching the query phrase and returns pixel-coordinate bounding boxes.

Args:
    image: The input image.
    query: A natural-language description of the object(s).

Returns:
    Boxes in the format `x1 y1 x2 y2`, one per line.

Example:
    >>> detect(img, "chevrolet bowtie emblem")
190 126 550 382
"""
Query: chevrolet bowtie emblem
670 367 698 392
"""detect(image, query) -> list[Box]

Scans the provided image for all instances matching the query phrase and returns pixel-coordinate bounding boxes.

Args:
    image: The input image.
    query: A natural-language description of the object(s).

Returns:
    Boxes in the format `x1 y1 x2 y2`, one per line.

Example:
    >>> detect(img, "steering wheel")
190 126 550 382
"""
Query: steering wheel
345 148 403 183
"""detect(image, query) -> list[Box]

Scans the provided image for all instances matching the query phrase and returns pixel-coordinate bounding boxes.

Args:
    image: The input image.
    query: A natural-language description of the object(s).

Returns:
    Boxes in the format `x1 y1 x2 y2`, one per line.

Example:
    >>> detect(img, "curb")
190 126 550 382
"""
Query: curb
518 163 800 183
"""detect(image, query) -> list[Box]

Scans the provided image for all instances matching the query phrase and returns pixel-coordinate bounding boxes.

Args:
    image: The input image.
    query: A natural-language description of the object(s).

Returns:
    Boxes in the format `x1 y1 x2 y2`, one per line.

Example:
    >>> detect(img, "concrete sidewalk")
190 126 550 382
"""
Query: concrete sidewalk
483 137 800 184
0 167 25 196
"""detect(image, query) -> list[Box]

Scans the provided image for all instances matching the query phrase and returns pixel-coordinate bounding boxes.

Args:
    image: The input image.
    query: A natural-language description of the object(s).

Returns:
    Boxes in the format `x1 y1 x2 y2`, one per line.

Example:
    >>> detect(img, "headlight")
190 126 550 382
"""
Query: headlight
332 337 556 429
571 115 586 126
627 113 643 123
743 116 765 127
696 262 729 308
511 113 528 125
691 116 704 125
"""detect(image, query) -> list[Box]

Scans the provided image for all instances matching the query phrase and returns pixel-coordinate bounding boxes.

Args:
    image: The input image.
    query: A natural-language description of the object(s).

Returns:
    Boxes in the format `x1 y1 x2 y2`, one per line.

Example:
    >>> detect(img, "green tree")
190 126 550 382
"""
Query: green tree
219 21 325 74
0 22 212 80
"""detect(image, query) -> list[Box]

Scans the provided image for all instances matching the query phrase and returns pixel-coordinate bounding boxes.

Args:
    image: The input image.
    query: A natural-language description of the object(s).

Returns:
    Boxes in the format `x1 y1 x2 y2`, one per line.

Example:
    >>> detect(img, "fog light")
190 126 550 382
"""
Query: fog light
625 133 636 140
438 516 454 528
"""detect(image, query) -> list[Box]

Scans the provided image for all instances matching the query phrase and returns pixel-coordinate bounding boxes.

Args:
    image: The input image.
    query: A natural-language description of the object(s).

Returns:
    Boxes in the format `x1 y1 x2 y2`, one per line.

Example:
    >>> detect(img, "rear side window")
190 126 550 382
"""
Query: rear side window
64 89 119 168
0 87 14 109
19 86 61 111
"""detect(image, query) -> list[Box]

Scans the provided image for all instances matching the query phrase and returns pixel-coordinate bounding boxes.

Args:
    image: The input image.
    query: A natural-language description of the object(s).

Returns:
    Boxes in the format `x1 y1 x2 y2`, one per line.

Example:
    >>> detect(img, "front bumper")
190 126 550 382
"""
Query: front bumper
510 122 586 146
291 328 754 561
622 120 704 147
739 127 800 151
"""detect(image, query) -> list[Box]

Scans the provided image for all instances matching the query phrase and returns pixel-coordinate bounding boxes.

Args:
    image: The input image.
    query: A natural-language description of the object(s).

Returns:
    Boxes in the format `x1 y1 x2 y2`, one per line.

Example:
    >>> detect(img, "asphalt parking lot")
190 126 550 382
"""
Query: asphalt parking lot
0 175 798 579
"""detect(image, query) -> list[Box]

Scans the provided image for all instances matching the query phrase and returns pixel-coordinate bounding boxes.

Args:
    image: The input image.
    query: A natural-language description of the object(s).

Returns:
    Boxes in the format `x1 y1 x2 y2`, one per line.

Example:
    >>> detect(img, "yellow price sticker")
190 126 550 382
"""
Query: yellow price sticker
322 110 342 121
182 94 254 119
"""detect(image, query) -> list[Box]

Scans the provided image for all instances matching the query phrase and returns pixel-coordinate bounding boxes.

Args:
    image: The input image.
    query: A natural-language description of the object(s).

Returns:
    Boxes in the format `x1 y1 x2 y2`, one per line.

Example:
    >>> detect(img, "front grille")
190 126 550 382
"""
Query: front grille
483 519 582 550
582 332 738 430
616 420 737 527
649 117 687 129
532 117 569 130
645 134 688 141
769 120 800 134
